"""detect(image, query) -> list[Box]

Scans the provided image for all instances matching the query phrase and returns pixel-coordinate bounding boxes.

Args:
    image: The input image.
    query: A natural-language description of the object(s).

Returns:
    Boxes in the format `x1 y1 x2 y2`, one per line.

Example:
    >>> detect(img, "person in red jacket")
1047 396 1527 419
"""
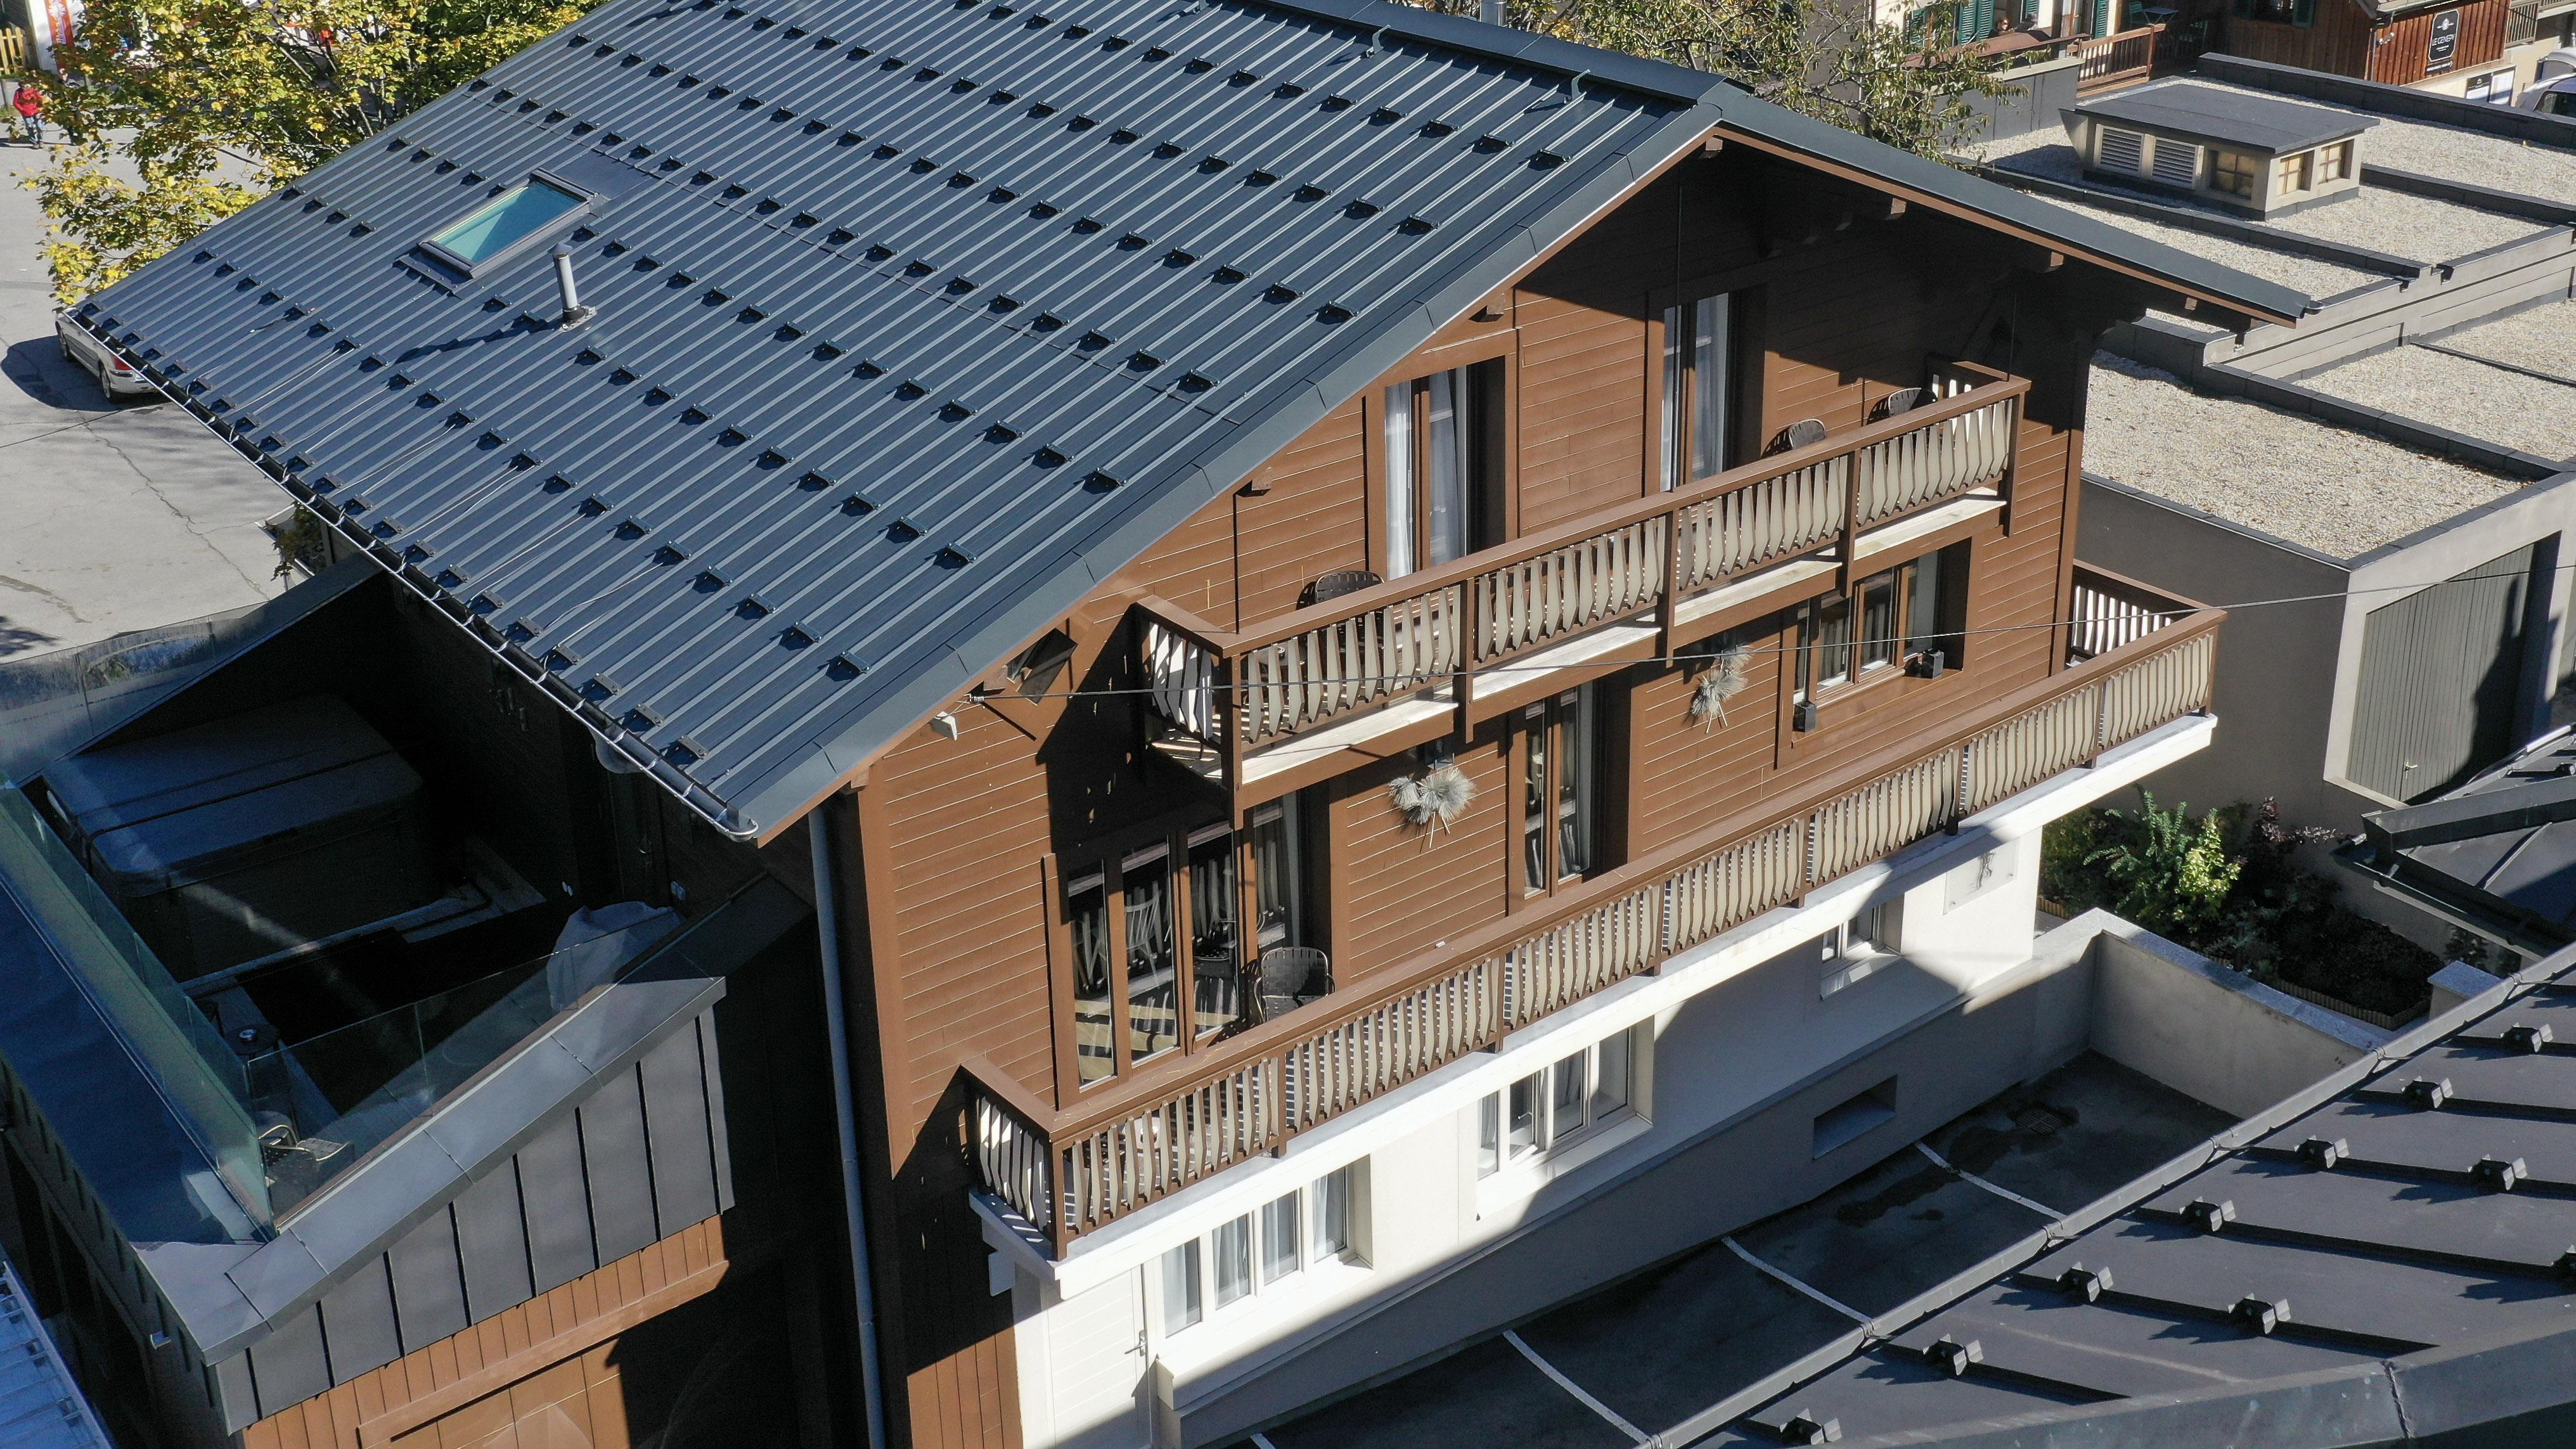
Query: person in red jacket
11 82 42 148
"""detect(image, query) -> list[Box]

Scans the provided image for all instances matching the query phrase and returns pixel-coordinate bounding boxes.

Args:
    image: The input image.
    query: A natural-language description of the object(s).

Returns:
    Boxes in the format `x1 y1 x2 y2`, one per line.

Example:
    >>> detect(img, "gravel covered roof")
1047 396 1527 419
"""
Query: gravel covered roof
2084 355 2519 557
2040 193 2377 297
1977 124 2543 266
2429 299 2576 382
2303 342 2576 463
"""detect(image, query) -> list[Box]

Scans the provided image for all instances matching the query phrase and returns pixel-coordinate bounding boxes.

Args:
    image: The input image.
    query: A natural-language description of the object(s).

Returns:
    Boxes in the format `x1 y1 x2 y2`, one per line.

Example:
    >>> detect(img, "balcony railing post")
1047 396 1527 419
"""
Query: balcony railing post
1656 499 1683 662
1220 650 1245 794
1838 462 1862 593
1457 574 1482 728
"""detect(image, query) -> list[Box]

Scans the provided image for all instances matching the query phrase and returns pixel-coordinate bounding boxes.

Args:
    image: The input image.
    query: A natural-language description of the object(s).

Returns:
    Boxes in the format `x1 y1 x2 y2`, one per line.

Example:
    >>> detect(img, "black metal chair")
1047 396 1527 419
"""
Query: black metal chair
1778 418 1829 451
1872 388 1923 421
1254 946 1331 1024
1300 570 1382 607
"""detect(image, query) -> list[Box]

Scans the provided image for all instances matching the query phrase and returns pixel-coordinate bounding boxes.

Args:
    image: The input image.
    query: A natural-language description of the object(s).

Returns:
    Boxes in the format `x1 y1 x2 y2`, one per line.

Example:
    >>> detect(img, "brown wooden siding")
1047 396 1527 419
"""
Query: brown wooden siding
1516 295 1649 532
2368 0 2508 82
2220 3 2374 78
1327 737 1513 981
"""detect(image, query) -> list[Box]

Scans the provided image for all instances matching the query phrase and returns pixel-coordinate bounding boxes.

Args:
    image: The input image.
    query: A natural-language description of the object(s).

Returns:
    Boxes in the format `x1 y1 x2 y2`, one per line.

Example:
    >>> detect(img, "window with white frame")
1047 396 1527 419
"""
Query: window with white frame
1819 900 1900 998
1157 1162 1366 1332
1475 1025 1644 1178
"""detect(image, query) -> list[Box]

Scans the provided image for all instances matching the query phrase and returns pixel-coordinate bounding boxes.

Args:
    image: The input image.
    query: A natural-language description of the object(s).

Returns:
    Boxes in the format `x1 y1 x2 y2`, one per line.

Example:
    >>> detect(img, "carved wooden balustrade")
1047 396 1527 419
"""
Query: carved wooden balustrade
1138 364 2028 776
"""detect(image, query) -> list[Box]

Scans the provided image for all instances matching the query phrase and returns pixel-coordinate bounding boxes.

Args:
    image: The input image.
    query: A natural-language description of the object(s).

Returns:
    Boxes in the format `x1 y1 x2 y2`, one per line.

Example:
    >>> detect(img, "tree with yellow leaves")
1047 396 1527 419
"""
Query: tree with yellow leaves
30 0 600 302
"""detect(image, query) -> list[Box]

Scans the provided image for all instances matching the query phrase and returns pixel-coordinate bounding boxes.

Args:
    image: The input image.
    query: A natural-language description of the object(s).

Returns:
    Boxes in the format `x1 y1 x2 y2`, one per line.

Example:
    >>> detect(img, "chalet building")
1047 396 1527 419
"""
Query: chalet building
0 1 2309 1447
2199 0 2576 98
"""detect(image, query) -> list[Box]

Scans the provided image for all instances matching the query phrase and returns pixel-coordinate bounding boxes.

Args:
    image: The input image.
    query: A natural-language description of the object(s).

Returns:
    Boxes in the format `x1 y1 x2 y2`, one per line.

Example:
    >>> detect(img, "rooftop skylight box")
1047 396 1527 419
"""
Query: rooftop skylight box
416 173 592 277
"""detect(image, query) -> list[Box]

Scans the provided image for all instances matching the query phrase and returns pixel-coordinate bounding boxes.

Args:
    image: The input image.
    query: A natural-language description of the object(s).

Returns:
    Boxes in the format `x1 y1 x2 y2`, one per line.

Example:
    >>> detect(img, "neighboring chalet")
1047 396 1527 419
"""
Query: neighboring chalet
3 2 2304 1447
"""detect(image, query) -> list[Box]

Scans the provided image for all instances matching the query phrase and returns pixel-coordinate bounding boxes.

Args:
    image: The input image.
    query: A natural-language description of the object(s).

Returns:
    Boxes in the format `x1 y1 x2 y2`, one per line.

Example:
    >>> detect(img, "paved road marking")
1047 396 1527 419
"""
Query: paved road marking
1916 1140 2063 1218
1504 1329 1652 1445
1722 1236 1870 1324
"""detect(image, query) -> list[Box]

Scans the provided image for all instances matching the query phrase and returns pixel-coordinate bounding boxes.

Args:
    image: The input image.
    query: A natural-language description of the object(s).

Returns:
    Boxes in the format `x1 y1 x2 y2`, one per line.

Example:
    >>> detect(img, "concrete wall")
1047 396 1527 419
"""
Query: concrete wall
2077 911 2383 1114
2079 477 2357 823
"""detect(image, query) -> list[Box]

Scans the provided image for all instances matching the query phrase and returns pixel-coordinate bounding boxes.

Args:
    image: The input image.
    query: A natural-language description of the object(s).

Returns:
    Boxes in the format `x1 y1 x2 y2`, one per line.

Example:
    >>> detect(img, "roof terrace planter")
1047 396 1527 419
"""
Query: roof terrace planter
2067 80 2377 217
1137 363 2028 786
977 584 2222 1254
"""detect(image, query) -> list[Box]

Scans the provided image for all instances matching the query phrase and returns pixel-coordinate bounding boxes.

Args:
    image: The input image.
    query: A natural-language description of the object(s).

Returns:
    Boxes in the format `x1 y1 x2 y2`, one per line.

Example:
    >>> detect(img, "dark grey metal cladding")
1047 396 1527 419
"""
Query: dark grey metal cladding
1742 1348 2089 1443
2140 1157 2576 1272
74 0 2307 846
316 1258 403 1386
518 1112 600 1295
638 1022 721 1233
2021 1220 2568 1348
453 1162 537 1319
2259 1096 2576 1184
1890 1284 2379 1400
579 1058 662 1264
383 1210 470 1351
2355 1040 2576 1114
242 1304 330 1416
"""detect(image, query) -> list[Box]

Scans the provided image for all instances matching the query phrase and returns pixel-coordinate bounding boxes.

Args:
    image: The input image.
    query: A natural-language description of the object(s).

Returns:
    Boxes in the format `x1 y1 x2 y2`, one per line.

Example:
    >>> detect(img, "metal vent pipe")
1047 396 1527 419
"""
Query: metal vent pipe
551 242 598 328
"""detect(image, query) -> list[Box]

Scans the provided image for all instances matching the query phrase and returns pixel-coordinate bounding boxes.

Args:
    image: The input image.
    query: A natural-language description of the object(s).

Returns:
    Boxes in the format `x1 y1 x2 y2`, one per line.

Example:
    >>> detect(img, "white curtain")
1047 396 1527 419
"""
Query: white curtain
1384 383 1417 577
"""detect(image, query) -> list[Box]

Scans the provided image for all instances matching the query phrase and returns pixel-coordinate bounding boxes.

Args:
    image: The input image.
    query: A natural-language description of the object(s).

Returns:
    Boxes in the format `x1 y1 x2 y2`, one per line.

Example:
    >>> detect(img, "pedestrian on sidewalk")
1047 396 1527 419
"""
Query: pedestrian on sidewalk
12 82 43 147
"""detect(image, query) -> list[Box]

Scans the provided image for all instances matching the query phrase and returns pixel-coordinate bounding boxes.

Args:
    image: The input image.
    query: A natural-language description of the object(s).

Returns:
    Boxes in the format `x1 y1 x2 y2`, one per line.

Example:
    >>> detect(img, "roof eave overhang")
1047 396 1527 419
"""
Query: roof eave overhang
1711 122 2304 332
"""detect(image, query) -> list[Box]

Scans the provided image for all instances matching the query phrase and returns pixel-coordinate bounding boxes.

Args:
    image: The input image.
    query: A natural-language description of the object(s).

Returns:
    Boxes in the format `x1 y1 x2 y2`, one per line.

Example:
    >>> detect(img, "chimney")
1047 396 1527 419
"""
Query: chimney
552 242 598 328
1483 0 1504 21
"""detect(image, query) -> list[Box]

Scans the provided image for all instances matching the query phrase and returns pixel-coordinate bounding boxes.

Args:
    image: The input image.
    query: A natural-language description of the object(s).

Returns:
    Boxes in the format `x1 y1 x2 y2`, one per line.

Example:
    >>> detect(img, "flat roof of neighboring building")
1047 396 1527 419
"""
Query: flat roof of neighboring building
1242 949 2576 1449
2070 79 2374 155
1980 124 2544 268
2083 356 2520 558
2302 340 2576 464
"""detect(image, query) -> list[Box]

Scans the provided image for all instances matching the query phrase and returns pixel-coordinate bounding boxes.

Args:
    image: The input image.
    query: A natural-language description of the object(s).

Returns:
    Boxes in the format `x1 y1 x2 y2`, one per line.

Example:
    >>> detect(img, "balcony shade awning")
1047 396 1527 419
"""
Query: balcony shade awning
72 0 2309 844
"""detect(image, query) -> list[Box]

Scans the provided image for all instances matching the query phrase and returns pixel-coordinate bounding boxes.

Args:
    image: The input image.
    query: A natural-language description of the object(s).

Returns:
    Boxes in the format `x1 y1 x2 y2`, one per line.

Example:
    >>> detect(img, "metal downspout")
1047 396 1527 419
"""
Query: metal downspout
812 811 892 1449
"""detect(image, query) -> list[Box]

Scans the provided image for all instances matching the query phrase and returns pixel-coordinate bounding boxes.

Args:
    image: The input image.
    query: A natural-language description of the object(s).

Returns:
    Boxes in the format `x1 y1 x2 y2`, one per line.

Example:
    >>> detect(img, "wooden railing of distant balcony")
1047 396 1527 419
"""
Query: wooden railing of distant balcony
1140 364 2026 775
974 579 2220 1254
2072 23 2164 94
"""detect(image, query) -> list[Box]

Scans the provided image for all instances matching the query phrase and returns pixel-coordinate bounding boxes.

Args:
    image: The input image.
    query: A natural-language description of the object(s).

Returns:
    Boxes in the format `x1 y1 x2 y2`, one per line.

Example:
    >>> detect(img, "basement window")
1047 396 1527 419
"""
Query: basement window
420 176 588 273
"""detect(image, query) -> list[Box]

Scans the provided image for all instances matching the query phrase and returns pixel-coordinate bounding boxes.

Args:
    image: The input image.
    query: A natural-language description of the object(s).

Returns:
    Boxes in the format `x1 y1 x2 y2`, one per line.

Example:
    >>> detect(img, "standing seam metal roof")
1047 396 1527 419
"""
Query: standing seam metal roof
76 0 2305 840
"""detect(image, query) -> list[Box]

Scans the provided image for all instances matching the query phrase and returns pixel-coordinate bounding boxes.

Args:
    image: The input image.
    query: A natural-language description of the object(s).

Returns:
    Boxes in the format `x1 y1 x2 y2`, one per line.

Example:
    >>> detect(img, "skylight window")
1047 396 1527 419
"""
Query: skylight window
422 177 587 271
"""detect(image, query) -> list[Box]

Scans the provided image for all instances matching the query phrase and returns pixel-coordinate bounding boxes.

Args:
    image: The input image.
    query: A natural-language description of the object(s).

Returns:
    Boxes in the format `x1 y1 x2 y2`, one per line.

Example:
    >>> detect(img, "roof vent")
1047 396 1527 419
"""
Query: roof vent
551 243 598 328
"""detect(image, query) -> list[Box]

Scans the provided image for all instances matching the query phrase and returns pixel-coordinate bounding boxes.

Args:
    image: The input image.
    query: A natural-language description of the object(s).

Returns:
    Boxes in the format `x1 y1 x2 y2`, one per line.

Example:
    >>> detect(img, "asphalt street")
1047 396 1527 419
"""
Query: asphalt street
0 141 285 660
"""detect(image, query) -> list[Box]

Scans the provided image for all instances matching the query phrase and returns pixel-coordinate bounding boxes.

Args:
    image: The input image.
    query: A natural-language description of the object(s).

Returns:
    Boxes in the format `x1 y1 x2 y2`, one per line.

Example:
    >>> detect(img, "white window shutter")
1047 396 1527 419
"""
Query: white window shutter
2097 127 2146 174
2149 138 2200 187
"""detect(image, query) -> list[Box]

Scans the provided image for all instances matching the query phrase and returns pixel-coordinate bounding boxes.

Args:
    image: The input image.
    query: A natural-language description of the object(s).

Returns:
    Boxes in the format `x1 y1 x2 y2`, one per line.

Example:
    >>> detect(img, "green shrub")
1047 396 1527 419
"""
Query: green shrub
2083 793 2239 939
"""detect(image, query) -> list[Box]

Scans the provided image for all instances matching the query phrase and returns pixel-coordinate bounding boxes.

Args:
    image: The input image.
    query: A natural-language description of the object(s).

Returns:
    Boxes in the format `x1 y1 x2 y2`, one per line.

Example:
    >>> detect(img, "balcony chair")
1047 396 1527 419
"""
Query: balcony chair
1300 570 1382 608
1771 417 1829 454
1872 388 1923 421
1255 946 1332 1024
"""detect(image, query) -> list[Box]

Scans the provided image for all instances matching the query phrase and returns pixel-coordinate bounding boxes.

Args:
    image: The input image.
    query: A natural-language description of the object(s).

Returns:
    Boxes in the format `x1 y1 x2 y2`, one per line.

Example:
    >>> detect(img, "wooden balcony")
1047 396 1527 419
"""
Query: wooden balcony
972 572 2219 1255
1137 363 2028 808
2072 23 2165 96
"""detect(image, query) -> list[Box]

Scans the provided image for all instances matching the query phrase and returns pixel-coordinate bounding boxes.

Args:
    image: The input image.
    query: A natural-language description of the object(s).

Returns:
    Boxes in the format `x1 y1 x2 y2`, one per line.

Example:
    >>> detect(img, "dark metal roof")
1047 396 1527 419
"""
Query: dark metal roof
75 0 2309 840
2353 726 2576 948
2071 79 2376 156
1247 948 2576 1449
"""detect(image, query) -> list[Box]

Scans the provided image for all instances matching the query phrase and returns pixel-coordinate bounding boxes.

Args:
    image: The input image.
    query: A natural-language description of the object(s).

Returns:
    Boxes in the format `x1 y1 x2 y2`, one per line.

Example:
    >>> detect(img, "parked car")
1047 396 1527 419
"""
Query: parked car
2520 49 2576 114
54 311 155 400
